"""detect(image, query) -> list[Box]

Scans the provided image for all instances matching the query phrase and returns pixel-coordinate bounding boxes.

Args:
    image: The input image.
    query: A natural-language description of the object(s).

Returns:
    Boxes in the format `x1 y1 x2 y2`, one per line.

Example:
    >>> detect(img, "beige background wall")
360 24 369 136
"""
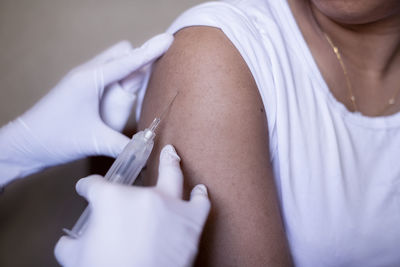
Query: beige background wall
0 0 204 266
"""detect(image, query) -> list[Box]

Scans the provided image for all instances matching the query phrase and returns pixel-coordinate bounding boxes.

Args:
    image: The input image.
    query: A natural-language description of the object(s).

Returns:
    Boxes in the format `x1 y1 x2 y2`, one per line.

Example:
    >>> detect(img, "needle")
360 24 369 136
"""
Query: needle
148 91 179 133
160 91 179 121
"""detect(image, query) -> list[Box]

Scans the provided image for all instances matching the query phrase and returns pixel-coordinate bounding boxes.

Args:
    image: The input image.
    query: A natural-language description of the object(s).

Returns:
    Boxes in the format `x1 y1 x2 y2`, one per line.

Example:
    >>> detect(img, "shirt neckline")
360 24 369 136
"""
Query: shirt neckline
271 0 400 129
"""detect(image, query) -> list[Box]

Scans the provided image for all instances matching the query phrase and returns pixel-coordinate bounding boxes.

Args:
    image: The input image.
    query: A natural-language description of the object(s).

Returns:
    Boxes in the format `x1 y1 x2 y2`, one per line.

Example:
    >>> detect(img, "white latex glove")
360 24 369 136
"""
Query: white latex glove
0 33 173 186
54 145 211 267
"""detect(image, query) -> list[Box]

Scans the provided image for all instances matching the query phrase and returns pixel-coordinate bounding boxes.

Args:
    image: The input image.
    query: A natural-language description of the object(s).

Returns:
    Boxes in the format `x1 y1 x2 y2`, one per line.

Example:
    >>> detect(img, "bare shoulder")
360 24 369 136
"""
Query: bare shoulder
141 26 259 111
140 26 267 158
139 26 267 186
139 26 292 266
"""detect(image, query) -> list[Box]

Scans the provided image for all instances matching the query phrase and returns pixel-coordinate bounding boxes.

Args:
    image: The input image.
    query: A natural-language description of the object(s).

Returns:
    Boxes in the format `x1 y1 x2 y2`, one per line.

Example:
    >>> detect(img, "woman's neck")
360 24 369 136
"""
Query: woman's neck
309 3 400 80
287 0 400 116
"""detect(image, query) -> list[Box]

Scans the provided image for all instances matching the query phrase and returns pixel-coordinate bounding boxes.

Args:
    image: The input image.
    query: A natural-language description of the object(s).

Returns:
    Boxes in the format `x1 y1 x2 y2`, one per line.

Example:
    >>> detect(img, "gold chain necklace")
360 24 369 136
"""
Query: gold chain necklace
323 33 400 116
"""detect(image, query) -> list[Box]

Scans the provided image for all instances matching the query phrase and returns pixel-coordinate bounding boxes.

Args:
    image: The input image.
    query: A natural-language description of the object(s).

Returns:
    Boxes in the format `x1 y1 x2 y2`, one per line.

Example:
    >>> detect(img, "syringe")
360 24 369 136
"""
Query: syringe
63 92 178 239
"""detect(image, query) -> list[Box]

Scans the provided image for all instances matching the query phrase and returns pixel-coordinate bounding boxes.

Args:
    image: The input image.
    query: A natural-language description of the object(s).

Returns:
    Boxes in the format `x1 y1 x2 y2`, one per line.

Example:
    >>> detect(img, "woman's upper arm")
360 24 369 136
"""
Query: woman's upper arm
138 26 292 266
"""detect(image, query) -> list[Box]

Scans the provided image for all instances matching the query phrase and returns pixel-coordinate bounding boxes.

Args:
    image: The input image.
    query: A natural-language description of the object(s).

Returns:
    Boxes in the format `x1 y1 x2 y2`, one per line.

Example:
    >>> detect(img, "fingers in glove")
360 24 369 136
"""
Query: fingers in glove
75 175 107 203
100 33 173 86
190 184 211 224
101 82 136 132
156 144 184 198
93 123 130 158
84 40 133 67
99 34 171 129
120 66 148 94
54 235 77 266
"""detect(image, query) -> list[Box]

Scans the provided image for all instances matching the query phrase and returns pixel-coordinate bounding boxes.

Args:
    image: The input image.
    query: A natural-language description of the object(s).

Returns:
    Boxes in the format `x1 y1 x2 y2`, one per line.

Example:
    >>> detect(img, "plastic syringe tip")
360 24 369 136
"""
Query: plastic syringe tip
149 118 161 132
143 118 160 141
143 91 179 141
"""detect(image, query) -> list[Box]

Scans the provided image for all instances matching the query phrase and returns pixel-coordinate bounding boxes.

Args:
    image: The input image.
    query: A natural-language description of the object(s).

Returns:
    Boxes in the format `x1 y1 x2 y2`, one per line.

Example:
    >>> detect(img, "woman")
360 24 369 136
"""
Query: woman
138 0 400 266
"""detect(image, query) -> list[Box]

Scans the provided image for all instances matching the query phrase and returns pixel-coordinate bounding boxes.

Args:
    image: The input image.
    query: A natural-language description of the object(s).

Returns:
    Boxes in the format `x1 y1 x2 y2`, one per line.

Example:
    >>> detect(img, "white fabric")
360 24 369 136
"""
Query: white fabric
136 1 400 266
0 34 173 187
54 145 211 267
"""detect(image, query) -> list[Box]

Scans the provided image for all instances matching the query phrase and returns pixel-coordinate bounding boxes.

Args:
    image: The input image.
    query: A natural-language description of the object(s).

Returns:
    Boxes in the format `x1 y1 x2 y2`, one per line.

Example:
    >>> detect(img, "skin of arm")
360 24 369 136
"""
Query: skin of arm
138 26 293 266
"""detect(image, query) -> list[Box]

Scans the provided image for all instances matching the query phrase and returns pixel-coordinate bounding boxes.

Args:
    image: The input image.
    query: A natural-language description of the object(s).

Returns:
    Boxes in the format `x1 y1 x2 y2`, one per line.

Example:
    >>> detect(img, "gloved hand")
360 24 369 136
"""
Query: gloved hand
0 33 173 186
54 145 211 267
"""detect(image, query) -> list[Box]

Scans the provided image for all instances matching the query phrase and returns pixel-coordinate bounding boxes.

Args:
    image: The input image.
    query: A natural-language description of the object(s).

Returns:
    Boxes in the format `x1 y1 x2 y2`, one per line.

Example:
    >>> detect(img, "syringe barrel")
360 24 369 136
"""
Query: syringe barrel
64 130 154 238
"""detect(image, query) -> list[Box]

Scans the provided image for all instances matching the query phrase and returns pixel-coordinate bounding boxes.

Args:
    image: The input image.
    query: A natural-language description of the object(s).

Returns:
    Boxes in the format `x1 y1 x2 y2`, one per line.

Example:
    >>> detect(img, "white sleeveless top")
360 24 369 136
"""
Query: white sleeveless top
137 0 400 265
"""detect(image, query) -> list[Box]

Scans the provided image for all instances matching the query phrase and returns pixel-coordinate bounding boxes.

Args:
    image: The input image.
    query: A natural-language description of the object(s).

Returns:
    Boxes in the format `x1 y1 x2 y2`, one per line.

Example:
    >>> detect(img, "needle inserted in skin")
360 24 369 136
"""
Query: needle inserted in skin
160 91 179 121
148 91 179 133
